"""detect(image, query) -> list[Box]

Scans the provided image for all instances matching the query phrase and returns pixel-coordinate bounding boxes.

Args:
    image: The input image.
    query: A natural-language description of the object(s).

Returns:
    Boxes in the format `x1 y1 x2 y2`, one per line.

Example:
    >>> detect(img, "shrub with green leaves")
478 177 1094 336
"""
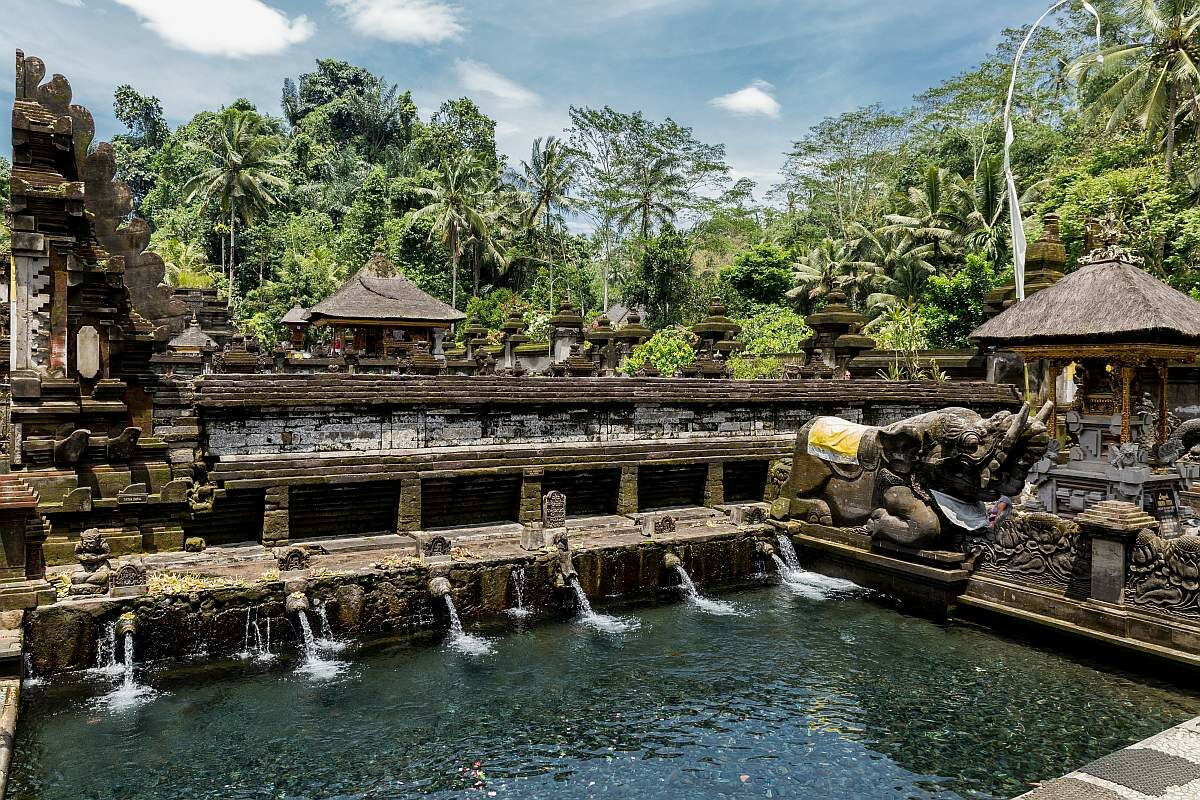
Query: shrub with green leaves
623 327 697 376
736 307 813 356
728 355 784 380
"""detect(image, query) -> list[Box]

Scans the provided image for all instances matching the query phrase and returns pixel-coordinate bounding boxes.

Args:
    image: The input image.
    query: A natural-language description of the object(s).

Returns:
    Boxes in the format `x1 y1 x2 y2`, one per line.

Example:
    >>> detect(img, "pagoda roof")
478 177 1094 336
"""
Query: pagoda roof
971 258 1200 348
309 252 465 326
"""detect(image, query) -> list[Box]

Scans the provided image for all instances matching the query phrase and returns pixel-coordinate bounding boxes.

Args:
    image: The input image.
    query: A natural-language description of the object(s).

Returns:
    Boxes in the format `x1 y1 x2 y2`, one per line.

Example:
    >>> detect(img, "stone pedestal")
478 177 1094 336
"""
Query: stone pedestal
519 469 544 526
618 466 638 515
704 462 724 506
397 477 422 533
1076 500 1156 605
262 485 290 547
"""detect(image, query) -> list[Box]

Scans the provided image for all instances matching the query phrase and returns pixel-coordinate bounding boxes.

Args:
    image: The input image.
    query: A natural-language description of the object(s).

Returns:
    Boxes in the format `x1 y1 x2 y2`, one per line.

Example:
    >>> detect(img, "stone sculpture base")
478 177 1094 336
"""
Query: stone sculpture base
772 520 970 618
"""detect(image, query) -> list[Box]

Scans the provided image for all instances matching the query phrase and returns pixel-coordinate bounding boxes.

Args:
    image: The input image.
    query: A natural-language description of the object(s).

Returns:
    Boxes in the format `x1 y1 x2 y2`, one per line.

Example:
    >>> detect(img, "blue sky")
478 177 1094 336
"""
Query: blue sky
1 0 1052 195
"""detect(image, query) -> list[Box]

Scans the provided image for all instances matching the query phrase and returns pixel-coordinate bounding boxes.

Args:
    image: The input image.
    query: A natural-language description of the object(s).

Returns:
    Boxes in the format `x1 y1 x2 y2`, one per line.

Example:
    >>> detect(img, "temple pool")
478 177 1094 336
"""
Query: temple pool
10 584 1200 800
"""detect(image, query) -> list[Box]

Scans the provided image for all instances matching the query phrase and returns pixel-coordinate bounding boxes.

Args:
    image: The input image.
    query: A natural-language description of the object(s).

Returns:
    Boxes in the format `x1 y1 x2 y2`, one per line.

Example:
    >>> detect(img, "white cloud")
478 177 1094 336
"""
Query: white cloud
709 80 781 118
111 0 314 58
329 0 463 44
53 0 84 7
454 60 540 108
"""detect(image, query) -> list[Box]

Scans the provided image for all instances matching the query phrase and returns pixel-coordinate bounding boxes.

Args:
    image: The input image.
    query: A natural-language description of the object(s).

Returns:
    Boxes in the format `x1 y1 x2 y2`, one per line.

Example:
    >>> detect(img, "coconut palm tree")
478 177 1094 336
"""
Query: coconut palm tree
961 154 1009 264
406 151 494 309
151 235 216 289
514 137 582 307
1069 0 1200 180
183 109 289 308
788 238 849 305
847 223 935 320
883 166 967 271
615 153 688 241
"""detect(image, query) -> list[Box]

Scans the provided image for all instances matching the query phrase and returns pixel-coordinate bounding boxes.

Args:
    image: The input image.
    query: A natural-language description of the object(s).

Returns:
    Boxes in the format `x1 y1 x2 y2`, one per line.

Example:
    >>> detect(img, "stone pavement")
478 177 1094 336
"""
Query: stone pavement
1018 717 1200 799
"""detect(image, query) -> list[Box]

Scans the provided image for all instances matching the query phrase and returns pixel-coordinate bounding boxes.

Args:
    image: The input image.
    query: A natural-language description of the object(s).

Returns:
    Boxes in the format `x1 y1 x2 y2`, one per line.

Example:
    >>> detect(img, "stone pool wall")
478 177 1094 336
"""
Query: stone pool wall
25 527 774 675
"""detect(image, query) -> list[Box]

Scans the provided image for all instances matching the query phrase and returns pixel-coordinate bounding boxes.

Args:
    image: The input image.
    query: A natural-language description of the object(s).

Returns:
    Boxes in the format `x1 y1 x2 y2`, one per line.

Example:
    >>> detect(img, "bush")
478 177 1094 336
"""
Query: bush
736 307 813 356
728 355 784 380
623 327 697 376
919 253 1006 348
720 243 793 313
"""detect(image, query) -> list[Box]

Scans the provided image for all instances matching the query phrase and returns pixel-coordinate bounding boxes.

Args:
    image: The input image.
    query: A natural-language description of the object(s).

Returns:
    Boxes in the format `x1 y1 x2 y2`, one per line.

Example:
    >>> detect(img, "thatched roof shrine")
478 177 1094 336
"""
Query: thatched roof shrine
308 252 465 328
972 258 1200 349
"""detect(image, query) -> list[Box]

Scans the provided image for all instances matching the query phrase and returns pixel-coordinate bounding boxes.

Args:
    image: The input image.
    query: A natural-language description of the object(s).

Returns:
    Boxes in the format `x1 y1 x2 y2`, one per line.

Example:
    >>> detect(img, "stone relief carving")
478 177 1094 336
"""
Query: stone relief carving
1127 530 1200 616
966 512 1085 590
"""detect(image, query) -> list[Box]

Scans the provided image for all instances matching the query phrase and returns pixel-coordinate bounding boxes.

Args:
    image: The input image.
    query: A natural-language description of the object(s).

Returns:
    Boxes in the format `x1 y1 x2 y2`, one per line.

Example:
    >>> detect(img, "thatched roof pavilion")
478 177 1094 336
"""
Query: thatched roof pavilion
971 257 1200 444
973 259 1200 348
304 251 464 357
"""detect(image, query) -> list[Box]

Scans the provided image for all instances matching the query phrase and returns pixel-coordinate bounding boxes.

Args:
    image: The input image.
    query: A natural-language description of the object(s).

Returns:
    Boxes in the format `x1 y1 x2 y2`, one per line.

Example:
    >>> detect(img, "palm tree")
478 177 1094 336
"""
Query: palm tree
961 154 1008 264
883 166 966 271
788 238 848 305
848 223 935 320
1069 0 1200 180
183 109 289 308
348 83 415 162
406 152 494 308
515 137 581 309
151 235 216 289
615 153 687 241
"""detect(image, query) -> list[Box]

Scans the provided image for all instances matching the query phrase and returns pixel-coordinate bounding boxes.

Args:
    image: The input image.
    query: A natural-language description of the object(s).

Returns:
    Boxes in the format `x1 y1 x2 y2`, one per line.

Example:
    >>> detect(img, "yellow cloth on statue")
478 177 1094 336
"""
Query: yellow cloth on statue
807 417 869 465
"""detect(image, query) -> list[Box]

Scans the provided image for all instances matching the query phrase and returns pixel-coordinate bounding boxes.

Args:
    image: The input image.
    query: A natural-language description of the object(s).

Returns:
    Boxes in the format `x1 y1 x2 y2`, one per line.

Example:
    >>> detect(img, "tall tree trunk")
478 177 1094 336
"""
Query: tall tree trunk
450 223 459 310
228 208 236 310
545 208 554 313
1166 82 1179 181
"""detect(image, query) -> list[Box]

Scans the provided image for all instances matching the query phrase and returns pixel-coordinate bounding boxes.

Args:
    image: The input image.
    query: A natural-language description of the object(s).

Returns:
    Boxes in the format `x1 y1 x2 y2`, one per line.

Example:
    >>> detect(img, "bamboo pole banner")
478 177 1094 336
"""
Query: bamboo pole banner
1005 1 1102 301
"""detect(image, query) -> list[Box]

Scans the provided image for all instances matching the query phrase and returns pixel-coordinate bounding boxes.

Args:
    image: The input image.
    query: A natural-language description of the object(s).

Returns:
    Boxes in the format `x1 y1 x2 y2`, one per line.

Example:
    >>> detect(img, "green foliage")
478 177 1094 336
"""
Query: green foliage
872 303 931 352
463 289 521 336
720 243 793 311
736 308 813 356
1041 160 1181 271
728 355 784 380
622 223 693 328
919 253 1006 348
336 166 391 273
622 327 697 376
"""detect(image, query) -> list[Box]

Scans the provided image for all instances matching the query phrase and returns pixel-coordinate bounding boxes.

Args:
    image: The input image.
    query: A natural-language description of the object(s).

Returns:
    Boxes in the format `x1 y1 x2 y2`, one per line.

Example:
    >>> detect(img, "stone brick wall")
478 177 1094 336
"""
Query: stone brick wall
197 376 1019 461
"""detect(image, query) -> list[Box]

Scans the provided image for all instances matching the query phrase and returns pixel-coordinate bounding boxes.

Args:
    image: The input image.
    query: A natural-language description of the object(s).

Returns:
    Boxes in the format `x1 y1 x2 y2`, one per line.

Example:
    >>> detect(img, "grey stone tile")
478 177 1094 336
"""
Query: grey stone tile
1020 776 1131 800
1082 748 1200 795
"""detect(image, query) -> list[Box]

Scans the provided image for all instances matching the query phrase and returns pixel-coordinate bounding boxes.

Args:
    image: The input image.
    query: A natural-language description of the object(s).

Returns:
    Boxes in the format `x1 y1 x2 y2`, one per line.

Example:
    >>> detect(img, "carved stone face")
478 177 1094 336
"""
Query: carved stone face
80 528 103 551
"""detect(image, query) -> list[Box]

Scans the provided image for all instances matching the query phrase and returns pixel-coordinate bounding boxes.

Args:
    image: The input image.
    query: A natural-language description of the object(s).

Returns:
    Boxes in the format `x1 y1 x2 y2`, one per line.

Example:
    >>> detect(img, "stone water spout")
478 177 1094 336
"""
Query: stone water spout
115 611 138 638
285 591 311 616
552 530 578 586
663 551 682 570
428 577 452 598
756 540 776 558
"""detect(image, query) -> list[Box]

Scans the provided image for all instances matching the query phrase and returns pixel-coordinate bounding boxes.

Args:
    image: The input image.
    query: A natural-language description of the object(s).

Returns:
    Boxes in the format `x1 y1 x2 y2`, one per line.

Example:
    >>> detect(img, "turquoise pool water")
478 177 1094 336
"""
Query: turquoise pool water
9 582 1199 799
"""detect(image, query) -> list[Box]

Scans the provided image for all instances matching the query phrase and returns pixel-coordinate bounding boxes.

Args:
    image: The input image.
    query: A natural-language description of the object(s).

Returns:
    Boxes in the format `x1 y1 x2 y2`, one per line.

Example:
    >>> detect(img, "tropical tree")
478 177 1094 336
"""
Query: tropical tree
961 154 1009 264
150 235 217 289
182 109 289 307
883 166 967 271
847 223 935 318
616 153 688 241
514 137 581 308
789 238 850 305
1069 0 1200 180
406 152 494 308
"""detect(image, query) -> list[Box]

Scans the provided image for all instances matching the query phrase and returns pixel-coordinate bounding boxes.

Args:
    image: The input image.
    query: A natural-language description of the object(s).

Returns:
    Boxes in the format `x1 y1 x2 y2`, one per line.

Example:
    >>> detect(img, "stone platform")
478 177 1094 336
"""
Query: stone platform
1018 716 1200 799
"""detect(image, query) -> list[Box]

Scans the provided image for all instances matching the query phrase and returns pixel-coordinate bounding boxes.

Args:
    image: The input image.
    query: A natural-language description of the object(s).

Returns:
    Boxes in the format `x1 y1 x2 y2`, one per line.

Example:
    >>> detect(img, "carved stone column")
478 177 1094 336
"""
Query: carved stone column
262 485 290 547
704 462 724 506
1156 360 1170 445
1118 363 1135 444
397 476 422 533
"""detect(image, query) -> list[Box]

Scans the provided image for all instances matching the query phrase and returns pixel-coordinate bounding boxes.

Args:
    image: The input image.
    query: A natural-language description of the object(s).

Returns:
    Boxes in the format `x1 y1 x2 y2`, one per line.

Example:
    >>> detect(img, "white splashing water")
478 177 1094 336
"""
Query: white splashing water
89 621 125 678
673 565 744 616
294 610 348 680
22 651 43 688
314 602 348 653
443 595 495 656
569 577 640 633
505 566 532 619
773 535 861 600
92 631 157 711
237 608 275 663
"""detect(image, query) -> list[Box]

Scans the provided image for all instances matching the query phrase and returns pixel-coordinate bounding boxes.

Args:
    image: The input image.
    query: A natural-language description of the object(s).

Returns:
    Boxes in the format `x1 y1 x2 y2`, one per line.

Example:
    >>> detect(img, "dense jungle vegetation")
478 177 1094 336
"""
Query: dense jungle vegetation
4 1 1199 377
